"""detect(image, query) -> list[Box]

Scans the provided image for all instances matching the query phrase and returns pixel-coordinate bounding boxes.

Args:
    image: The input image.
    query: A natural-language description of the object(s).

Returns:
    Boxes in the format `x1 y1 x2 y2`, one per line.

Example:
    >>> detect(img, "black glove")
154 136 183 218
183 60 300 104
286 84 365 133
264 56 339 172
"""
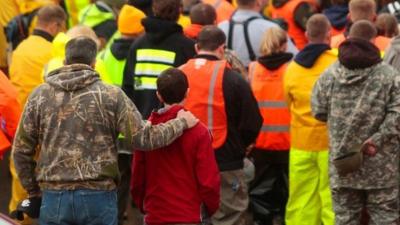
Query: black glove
10 196 42 220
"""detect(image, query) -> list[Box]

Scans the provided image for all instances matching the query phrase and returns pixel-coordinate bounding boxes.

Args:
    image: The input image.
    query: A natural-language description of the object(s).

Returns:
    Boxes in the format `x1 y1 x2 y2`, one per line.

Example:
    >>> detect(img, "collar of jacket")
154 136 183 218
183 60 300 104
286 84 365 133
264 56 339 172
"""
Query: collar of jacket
45 64 100 91
110 38 135 60
339 38 382 70
194 54 220 61
294 43 331 68
258 52 293 70
32 29 54 42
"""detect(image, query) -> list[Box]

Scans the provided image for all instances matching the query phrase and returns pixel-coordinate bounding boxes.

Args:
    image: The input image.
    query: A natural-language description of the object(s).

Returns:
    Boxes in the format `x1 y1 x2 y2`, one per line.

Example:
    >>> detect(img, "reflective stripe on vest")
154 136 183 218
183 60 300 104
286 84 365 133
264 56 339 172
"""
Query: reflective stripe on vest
249 61 290 150
79 2 114 28
134 49 176 90
207 61 223 131
181 59 228 149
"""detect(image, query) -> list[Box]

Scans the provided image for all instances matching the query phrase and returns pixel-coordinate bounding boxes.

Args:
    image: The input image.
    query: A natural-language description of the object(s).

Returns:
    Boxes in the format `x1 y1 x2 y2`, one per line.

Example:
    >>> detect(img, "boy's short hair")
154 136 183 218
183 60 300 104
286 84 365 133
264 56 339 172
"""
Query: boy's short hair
306 14 331 42
157 68 189 104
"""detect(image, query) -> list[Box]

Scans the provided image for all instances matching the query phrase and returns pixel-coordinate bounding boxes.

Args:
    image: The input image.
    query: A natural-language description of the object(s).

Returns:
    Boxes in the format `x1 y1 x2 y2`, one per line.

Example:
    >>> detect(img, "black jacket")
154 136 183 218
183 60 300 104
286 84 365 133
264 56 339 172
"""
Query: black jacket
195 55 262 171
122 17 195 118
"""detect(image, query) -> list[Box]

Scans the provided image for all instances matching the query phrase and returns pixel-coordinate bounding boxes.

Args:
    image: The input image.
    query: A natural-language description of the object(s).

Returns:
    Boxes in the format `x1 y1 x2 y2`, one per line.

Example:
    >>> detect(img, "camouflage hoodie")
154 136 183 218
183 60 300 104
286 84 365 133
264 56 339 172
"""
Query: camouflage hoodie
312 38 400 189
13 64 187 195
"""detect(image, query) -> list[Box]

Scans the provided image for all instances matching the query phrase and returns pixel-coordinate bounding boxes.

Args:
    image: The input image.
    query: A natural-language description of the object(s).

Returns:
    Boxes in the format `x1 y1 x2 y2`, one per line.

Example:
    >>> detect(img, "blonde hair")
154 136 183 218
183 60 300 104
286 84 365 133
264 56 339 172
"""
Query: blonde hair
259 27 287 56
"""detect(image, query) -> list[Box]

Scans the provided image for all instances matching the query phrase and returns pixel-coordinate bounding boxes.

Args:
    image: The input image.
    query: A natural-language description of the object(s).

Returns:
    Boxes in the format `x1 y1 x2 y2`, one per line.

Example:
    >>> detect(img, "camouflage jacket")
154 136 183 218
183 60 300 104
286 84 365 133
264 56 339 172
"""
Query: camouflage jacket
12 64 187 195
312 62 400 189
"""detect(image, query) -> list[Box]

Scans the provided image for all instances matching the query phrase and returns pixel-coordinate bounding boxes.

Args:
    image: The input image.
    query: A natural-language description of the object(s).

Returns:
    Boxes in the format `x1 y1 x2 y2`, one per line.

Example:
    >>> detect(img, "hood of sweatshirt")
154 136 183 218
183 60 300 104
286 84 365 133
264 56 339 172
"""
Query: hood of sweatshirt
258 52 293 70
45 64 100 91
110 38 135 60
335 38 382 84
323 4 349 30
149 104 183 125
142 17 183 43
294 43 331 68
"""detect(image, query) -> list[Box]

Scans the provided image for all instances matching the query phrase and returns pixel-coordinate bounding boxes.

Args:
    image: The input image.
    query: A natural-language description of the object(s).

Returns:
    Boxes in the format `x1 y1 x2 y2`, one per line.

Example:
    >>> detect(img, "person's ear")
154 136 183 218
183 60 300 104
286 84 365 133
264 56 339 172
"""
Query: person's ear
90 59 96 69
156 91 164 103
195 44 200 53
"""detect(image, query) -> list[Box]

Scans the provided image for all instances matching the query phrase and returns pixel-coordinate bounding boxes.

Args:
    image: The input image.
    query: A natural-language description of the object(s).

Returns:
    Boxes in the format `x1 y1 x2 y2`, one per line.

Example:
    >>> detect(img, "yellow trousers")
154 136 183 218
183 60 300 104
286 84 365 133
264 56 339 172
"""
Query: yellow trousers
285 148 335 225
9 156 32 225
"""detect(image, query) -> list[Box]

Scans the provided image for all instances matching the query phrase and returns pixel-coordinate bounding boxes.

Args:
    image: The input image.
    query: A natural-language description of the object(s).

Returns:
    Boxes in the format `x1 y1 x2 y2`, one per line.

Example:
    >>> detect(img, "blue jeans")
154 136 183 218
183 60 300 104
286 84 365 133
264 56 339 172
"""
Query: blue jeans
39 189 118 225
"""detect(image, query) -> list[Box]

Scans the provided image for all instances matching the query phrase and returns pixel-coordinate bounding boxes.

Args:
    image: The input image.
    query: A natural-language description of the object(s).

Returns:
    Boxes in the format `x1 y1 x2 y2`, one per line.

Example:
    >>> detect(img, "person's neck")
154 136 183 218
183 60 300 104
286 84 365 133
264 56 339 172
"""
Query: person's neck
308 40 329 45
197 50 220 59
163 103 182 110
238 5 259 12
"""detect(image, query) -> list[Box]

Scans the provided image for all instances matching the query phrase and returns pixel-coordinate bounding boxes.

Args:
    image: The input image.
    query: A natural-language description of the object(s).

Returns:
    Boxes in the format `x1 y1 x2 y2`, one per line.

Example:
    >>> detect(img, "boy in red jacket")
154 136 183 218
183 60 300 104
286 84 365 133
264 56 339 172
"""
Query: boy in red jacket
130 68 221 225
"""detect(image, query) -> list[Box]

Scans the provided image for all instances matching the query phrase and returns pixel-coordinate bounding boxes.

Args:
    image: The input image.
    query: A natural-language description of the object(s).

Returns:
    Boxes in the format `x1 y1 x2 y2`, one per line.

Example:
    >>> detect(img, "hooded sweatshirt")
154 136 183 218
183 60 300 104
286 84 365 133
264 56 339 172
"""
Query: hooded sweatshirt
12 64 188 195
123 17 195 119
131 105 220 225
312 38 400 189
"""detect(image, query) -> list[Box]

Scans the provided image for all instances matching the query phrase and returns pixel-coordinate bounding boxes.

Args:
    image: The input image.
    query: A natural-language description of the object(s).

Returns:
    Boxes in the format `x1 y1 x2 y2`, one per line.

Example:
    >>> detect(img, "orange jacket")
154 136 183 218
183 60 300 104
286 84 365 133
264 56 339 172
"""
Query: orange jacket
271 0 315 50
248 61 290 150
331 33 391 51
203 0 235 24
181 59 228 149
0 70 21 157
183 24 203 40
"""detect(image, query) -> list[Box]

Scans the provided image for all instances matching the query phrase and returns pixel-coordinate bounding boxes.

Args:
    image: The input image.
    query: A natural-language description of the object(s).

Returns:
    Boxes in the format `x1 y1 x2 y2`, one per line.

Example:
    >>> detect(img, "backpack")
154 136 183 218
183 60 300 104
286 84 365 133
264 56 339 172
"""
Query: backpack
4 9 38 50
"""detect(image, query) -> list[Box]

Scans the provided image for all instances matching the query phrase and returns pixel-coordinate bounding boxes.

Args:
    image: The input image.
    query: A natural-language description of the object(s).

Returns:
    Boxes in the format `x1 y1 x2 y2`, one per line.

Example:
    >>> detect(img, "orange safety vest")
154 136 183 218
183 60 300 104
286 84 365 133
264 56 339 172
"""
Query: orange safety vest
181 59 228 149
331 26 345 37
248 61 290 150
203 0 235 24
271 0 316 50
0 70 21 156
331 33 391 51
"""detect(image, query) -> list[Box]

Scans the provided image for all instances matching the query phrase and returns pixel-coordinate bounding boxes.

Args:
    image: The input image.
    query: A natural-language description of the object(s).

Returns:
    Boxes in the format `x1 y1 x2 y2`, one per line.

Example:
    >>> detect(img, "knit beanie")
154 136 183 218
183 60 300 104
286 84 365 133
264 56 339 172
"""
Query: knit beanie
118 5 146 35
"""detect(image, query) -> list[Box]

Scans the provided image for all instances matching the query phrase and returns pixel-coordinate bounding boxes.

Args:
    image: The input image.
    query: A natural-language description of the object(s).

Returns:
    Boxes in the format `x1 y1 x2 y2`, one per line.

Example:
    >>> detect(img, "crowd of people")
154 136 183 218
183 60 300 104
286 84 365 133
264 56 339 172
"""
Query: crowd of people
1 0 400 225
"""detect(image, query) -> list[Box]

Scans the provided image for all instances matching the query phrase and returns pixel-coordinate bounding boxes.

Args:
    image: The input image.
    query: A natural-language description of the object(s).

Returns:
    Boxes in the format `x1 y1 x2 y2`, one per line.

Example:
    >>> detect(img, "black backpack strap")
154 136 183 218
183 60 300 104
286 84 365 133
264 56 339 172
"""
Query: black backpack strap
227 15 260 62
243 16 259 61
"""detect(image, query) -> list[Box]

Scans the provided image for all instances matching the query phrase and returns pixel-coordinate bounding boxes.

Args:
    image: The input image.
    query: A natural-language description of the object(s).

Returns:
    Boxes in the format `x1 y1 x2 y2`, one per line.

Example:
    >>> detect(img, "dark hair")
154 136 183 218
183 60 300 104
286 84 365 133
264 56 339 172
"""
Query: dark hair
190 3 216 25
37 5 67 26
65 37 97 65
157 68 188 104
152 0 181 21
197 25 226 51
349 20 377 41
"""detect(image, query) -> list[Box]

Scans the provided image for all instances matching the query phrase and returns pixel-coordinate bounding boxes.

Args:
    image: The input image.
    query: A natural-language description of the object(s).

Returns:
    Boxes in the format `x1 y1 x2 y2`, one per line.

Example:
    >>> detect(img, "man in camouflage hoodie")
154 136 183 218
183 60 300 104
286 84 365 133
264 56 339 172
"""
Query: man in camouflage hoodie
312 20 400 224
12 37 198 225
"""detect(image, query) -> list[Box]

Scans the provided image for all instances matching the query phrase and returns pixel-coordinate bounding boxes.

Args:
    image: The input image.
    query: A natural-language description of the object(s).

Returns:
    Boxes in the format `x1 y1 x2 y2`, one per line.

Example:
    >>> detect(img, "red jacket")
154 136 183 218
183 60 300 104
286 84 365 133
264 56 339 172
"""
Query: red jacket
130 105 220 225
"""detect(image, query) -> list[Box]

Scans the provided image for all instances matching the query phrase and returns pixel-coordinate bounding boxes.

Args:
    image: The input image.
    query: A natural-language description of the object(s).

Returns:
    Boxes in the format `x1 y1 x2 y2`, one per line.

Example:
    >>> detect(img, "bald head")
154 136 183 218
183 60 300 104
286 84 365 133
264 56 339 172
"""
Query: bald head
349 0 376 22
306 14 331 44
66 25 100 48
349 20 377 41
